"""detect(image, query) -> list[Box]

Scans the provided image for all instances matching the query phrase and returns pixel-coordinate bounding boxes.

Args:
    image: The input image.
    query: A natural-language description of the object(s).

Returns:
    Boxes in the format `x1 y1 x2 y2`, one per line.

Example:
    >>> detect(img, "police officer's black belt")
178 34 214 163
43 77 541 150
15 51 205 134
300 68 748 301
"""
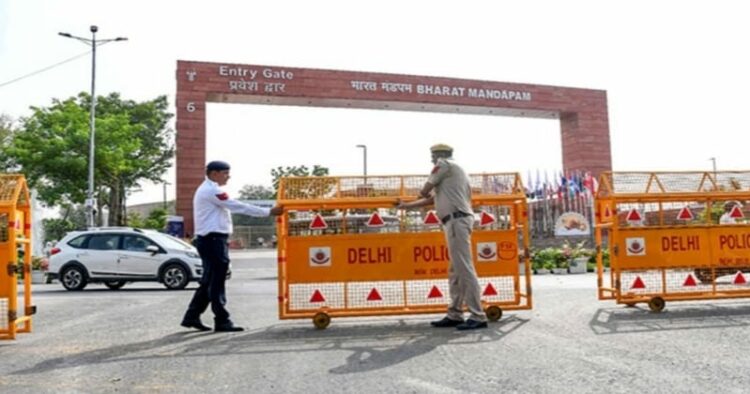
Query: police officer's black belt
441 211 472 224
198 232 229 239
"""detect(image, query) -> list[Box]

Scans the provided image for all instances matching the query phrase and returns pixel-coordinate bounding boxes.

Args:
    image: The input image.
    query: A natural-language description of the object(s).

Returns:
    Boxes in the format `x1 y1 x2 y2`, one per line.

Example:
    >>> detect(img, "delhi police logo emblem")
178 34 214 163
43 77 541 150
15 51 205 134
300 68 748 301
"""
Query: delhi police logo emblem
476 242 497 262
626 237 646 256
309 247 331 267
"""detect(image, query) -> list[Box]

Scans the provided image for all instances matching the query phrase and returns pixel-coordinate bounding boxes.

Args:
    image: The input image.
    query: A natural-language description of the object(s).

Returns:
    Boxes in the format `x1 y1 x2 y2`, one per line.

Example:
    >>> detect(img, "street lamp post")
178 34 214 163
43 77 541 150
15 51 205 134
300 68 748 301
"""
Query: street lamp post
163 181 171 211
355 144 368 181
710 157 717 176
709 157 718 190
59 26 127 228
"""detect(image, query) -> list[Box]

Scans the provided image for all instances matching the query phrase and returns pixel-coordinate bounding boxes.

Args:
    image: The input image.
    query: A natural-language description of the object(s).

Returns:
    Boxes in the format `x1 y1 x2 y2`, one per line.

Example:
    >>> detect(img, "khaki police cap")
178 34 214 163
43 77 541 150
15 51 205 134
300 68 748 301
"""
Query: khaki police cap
430 143 453 153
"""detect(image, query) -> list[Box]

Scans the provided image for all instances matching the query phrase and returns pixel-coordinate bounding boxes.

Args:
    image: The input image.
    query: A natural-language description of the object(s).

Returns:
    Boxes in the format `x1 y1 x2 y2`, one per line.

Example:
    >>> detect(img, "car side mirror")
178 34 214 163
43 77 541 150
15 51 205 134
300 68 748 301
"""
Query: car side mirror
146 245 159 255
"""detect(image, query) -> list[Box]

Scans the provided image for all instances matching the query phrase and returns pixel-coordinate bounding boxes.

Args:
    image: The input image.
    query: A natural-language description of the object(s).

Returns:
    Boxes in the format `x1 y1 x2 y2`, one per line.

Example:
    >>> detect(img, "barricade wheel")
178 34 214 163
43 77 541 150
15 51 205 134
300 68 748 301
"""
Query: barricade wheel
648 297 665 313
313 312 331 329
486 306 503 322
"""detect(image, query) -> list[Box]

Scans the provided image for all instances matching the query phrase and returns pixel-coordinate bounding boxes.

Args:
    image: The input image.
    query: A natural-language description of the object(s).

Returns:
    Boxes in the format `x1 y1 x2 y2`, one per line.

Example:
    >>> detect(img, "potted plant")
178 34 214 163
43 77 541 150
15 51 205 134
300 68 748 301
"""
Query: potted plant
31 256 49 284
552 258 568 274
565 240 590 274
532 248 557 274
543 261 560 274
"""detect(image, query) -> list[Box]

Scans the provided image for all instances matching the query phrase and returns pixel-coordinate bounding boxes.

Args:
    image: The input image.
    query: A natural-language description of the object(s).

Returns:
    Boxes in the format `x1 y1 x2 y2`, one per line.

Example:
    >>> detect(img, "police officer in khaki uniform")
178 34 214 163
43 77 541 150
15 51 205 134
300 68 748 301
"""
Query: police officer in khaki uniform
397 144 488 330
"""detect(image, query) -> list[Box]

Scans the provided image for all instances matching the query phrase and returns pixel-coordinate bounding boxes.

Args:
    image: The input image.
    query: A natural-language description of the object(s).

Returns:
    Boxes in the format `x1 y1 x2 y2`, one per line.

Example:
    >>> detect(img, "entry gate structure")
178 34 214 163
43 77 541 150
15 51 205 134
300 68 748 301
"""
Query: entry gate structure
277 173 532 328
595 171 750 312
0 174 34 340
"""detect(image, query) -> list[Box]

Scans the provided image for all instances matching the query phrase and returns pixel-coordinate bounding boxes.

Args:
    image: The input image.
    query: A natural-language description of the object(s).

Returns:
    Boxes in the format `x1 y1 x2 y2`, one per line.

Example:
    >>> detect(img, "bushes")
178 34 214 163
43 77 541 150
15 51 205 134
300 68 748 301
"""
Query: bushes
530 240 609 272
531 247 567 270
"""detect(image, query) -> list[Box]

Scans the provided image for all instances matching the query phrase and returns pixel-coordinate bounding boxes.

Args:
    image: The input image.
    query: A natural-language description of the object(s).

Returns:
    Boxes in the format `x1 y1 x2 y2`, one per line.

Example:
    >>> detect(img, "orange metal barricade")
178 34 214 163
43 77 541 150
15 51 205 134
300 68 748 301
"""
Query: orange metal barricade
596 171 750 312
277 173 532 328
0 174 34 340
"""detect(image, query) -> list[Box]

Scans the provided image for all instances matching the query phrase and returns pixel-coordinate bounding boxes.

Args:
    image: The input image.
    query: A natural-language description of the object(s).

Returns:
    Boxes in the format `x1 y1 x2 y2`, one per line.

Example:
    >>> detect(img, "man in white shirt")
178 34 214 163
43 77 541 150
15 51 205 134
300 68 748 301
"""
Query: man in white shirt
181 160 283 332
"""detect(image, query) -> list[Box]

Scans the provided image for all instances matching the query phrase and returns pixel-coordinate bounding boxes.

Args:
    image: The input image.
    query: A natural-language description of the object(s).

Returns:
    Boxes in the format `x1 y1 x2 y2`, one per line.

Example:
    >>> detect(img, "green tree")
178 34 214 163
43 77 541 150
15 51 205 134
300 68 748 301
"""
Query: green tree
42 204 86 242
143 207 167 230
7 92 174 225
238 184 274 200
0 114 18 170
234 184 276 226
127 208 167 230
127 211 145 229
271 164 330 198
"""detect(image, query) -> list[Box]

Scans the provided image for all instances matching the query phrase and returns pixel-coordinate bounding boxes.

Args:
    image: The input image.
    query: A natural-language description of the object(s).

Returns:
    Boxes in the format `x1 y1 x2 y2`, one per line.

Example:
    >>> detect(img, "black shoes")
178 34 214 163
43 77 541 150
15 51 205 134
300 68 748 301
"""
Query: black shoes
181 319 211 332
214 322 244 332
456 319 488 331
182 318 244 332
430 317 464 328
431 317 489 330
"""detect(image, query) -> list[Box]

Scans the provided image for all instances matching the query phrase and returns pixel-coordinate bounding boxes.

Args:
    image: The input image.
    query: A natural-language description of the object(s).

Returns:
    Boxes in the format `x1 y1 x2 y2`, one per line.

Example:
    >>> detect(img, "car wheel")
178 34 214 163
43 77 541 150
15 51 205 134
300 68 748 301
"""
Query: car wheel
104 280 127 290
162 263 189 290
61 265 88 291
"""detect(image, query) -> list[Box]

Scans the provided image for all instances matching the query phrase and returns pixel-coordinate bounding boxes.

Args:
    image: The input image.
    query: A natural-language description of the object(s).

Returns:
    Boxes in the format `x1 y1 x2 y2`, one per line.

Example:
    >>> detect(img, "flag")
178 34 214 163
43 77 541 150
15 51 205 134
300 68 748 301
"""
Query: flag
568 171 579 197
535 169 542 199
583 171 598 195
523 170 534 198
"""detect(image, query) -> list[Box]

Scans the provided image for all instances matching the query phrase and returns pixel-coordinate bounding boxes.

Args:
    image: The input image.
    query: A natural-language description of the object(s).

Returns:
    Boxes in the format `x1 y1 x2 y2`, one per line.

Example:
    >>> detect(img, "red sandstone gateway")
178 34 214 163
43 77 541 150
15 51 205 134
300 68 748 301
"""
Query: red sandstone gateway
174 60 612 235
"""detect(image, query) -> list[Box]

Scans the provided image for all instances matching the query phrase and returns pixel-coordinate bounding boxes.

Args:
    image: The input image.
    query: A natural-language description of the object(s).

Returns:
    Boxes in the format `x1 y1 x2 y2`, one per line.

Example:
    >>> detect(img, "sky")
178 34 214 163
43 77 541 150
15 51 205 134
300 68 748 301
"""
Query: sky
1 0 749 213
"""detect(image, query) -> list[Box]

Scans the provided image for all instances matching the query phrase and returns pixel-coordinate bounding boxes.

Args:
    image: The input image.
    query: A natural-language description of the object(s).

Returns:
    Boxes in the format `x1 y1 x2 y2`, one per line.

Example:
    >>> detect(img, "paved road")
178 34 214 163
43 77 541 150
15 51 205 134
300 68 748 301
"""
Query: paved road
3 250 750 393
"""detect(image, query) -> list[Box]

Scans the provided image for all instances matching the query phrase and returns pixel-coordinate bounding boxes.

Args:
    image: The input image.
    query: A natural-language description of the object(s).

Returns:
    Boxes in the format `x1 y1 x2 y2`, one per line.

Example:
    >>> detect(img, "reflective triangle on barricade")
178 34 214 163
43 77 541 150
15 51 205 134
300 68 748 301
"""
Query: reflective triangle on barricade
366 288 383 301
427 285 443 299
734 271 747 285
309 289 326 303
366 212 385 227
631 276 646 289
309 214 328 230
730 205 745 219
483 283 498 296
626 209 643 223
423 210 441 225
677 207 694 221
479 211 496 226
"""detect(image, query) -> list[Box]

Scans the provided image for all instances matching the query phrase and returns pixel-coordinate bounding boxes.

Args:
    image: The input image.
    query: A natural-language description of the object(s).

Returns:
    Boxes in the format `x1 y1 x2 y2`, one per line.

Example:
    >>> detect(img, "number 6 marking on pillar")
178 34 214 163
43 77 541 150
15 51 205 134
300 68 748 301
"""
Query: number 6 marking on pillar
186 102 196 112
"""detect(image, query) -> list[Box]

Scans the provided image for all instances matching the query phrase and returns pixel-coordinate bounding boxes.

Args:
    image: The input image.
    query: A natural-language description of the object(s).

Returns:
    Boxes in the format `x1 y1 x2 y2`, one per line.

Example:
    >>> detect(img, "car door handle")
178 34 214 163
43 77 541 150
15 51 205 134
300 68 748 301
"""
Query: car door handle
118 255 130 259
77 252 89 257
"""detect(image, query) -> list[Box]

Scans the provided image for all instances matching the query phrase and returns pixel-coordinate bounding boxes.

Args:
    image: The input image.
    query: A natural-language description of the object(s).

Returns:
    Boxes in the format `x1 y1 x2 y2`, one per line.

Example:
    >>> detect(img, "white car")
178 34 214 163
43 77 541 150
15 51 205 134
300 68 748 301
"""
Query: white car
48 227 207 291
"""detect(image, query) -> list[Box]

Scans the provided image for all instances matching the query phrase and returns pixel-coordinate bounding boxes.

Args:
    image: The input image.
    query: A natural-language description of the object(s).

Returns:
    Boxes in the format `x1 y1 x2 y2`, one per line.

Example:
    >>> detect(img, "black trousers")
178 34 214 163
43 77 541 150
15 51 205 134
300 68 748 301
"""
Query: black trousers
184 233 231 324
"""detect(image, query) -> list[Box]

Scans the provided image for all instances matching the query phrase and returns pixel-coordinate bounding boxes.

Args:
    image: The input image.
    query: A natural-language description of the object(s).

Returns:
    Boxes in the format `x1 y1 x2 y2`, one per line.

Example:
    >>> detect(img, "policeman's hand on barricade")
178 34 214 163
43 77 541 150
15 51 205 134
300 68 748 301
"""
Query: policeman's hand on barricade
395 198 407 210
270 205 284 216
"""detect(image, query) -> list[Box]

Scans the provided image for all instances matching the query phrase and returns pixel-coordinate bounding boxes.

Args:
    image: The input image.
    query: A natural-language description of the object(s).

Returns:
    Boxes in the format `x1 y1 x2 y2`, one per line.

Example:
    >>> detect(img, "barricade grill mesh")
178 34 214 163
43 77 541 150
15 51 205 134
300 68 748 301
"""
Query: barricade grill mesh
287 277 518 311
280 173 523 201
278 172 532 325
599 171 750 197
0 298 7 329
0 175 20 203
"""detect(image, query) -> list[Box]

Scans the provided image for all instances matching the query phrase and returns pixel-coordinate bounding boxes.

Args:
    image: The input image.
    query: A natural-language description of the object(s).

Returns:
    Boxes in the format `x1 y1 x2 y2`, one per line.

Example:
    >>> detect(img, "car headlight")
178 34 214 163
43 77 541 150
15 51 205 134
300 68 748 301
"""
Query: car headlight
186 251 200 259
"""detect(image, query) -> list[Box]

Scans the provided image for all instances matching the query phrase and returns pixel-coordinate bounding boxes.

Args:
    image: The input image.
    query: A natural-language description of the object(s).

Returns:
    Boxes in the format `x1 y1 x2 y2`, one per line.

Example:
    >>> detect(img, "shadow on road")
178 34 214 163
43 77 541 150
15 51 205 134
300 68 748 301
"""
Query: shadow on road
12 315 528 375
327 315 528 374
24 287 196 296
11 332 200 375
589 301 750 335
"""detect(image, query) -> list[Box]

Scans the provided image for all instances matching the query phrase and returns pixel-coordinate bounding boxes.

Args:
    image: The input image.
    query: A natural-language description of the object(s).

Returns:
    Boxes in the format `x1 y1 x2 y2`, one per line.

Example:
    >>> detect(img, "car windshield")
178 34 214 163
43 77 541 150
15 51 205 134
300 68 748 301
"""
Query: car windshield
146 231 194 251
